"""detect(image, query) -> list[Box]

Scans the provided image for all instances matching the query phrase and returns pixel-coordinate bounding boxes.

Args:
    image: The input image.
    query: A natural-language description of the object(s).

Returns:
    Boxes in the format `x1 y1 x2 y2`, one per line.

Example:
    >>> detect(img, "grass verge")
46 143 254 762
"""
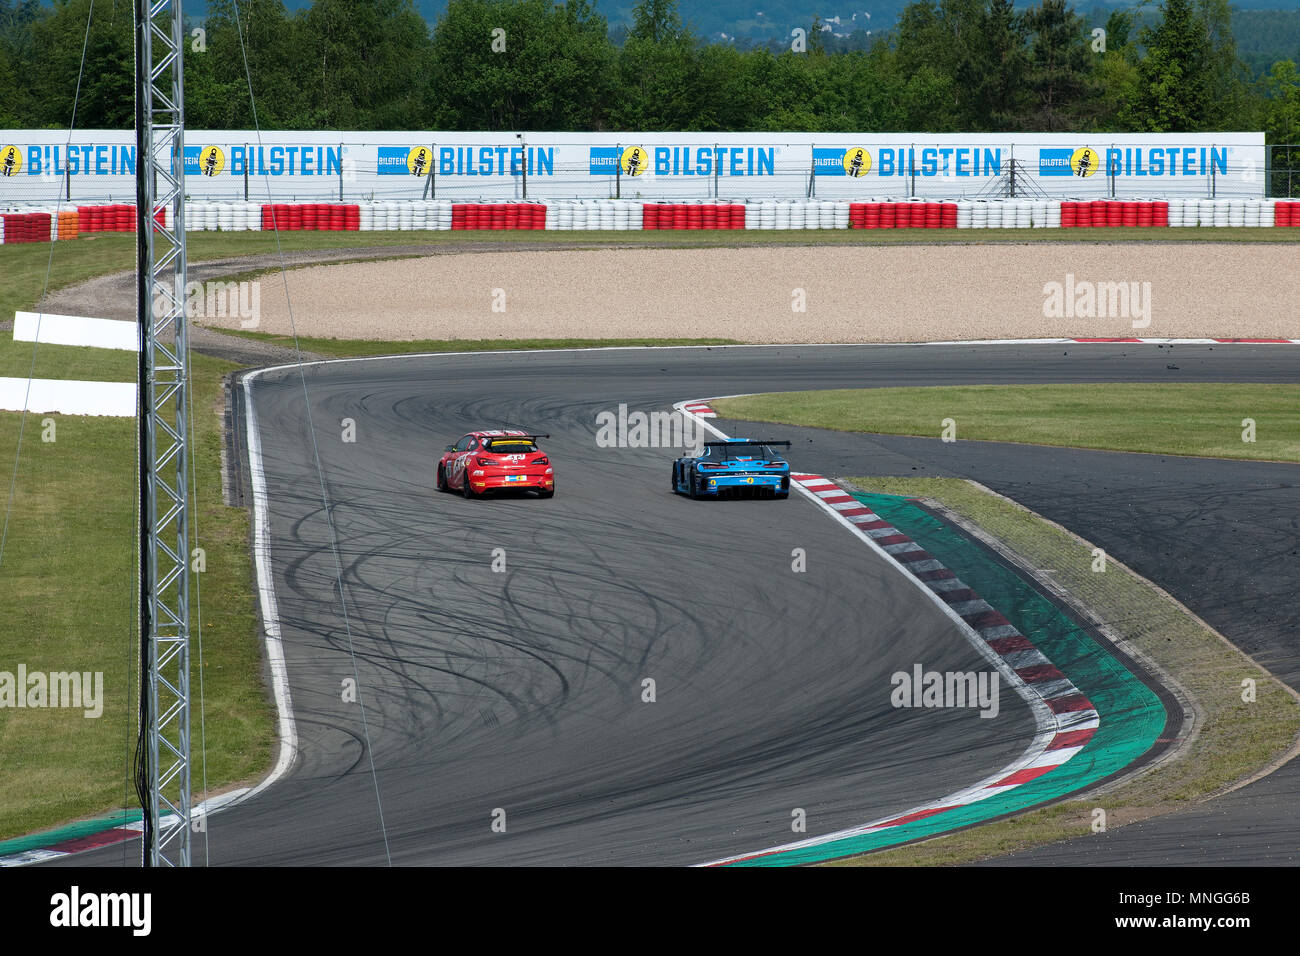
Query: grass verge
825 476 1300 866
715 384 1300 463
0 350 271 841
0 335 137 382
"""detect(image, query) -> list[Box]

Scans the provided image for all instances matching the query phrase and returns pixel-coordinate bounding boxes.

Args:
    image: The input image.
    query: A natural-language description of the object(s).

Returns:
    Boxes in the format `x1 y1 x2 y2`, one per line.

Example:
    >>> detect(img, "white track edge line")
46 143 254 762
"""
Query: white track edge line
230 369 300 806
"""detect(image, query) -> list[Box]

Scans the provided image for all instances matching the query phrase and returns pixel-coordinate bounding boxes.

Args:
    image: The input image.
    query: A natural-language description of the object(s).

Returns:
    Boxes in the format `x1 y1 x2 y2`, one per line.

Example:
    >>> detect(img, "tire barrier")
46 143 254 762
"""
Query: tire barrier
1060 199 1169 228
55 211 79 240
3 197 1298 243
451 202 546 230
260 202 358 231
77 203 137 233
545 200 643 230
844 200 959 229
0 211 54 243
643 202 745 230
1267 200 1297 227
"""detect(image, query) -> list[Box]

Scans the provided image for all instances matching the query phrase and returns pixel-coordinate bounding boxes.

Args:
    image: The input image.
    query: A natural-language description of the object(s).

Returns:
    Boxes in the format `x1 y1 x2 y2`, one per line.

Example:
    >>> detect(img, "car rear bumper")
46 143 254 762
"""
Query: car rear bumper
700 474 788 496
470 471 554 492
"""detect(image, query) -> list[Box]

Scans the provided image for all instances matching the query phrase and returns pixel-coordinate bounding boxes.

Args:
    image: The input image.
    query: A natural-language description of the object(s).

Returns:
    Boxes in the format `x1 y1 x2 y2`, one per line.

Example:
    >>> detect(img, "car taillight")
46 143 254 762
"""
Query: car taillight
476 456 492 466
699 463 725 469
533 456 548 466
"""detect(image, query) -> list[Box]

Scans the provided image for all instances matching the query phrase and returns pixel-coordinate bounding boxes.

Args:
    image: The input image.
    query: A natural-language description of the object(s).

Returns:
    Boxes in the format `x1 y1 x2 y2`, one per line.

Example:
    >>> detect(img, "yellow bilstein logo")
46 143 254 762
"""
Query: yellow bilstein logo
0 145 23 177
198 145 226 176
407 146 432 176
620 146 648 176
1070 147 1100 177
843 147 871 178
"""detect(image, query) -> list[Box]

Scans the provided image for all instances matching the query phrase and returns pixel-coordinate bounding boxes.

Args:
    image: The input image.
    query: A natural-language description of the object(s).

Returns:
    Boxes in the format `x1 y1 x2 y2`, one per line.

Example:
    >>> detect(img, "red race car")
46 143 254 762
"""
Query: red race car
436 430 555 499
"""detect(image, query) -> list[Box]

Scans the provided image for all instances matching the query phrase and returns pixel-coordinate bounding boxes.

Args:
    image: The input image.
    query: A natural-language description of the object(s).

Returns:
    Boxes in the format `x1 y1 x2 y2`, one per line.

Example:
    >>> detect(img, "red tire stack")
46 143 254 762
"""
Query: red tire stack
2 212 53 243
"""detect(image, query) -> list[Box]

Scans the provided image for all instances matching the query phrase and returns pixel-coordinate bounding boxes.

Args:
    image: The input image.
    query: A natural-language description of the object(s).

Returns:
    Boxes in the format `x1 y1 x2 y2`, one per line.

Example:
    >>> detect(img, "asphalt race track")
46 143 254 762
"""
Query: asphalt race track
53 343 1300 866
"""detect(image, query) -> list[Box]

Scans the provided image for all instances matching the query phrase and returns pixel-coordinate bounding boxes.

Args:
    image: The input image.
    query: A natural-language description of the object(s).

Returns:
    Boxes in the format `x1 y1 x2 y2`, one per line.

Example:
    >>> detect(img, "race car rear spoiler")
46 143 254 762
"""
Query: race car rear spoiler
702 440 791 447
485 433 550 443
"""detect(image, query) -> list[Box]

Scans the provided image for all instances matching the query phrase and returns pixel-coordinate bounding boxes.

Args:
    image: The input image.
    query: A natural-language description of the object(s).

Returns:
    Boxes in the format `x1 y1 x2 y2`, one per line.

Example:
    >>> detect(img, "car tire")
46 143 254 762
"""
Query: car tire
436 464 448 493
461 470 475 499
671 463 679 493
538 486 554 499
688 469 701 499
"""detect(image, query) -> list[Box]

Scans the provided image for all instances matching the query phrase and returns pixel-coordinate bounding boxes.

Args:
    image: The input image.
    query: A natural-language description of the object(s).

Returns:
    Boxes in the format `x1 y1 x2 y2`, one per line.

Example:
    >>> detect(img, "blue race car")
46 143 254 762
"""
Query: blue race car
672 439 792 499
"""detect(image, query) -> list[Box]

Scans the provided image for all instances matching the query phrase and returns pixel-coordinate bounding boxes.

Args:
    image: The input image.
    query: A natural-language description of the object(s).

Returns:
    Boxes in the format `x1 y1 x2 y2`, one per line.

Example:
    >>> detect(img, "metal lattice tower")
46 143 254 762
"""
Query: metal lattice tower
135 0 190 867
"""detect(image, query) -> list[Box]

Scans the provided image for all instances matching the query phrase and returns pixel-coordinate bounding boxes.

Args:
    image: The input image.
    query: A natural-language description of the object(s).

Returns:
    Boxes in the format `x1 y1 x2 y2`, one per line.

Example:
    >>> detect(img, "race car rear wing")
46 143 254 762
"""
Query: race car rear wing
702 440 791 448
484 433 550 444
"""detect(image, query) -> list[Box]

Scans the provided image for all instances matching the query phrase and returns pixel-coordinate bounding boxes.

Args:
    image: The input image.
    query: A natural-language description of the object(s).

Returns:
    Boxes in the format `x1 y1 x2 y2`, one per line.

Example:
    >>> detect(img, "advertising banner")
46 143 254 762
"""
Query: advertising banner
0 130 1267 203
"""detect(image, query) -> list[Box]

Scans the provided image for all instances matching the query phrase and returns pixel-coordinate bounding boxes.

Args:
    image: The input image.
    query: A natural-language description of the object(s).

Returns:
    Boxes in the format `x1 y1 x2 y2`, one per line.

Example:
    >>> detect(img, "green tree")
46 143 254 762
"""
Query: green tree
1260 60 1300 195
299 0 432 129
428 0 615 130
1195 0 1250 130
1132 0 1212 130
969 0 1031 129
612 0 706 130
187 0 310 129
1093 10 1142 131
1103 7 1132 50
1022 0 1098 130
895 0 1031 131
613 34 700 130
24 0 132 128
629 0 683 44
